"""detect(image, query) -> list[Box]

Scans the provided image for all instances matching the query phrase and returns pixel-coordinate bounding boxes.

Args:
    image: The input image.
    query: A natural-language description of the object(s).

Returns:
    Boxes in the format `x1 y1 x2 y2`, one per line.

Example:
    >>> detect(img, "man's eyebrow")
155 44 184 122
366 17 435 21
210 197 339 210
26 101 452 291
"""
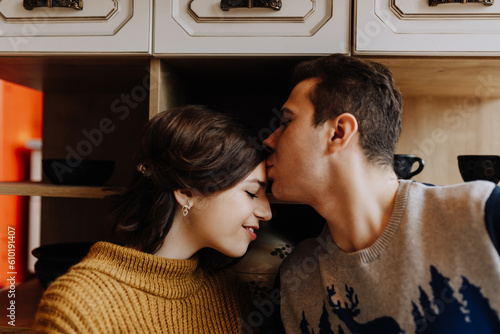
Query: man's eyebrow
244 179 267 188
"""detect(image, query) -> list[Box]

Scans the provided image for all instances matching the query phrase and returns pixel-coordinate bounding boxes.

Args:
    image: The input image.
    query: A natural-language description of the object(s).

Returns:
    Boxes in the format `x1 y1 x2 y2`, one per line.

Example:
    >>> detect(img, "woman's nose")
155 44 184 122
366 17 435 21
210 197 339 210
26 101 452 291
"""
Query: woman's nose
255 198 272 222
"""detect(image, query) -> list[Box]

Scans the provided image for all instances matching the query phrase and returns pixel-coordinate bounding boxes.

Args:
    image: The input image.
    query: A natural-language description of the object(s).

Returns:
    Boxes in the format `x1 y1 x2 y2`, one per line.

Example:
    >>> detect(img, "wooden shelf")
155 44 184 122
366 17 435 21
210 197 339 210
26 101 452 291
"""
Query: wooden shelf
0 182 301 204
0 182 121 199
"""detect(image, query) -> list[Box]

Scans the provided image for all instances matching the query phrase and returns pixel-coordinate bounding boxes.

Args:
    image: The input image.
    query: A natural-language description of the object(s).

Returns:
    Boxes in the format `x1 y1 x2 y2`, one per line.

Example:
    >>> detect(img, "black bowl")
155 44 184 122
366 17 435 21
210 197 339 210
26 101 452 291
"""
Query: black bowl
42 159 115 186
32 242 94 289
458 155 500 184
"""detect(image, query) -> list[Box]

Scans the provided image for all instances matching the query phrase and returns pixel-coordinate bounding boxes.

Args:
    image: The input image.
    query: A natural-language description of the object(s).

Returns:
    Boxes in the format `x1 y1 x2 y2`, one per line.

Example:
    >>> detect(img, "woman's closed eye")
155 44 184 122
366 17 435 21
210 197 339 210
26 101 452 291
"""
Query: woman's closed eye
245 191 258 199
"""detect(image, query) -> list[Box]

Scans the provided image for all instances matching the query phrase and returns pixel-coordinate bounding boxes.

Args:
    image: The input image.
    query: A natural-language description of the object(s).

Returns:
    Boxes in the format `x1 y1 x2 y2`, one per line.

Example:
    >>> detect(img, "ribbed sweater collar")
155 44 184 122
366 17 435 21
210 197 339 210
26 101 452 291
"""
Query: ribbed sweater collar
73 242 204 299
320 180 410 267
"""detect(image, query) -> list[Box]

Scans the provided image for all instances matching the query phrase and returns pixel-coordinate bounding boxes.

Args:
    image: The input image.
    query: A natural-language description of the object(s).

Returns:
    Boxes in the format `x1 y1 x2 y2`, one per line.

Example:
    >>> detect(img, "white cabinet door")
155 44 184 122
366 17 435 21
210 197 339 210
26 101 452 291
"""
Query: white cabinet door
154 0 350 55
355 0 500 55
0 0 151 54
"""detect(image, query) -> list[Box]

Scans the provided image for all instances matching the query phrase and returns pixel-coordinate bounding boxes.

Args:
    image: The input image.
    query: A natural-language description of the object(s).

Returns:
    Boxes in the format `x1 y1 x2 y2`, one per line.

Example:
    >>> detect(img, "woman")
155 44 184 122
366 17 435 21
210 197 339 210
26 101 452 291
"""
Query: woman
33 105 272 333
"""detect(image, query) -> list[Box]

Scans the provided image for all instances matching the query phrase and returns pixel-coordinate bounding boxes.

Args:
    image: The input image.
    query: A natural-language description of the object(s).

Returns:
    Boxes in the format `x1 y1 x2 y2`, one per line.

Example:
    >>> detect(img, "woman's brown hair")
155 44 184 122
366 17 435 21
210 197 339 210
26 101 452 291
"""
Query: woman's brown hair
108 105 266 258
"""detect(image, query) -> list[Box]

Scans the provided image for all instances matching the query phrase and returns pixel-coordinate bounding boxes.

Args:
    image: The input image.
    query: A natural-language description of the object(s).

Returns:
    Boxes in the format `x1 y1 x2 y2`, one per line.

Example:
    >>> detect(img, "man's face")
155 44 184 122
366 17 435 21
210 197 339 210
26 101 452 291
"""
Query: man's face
263 78 329 203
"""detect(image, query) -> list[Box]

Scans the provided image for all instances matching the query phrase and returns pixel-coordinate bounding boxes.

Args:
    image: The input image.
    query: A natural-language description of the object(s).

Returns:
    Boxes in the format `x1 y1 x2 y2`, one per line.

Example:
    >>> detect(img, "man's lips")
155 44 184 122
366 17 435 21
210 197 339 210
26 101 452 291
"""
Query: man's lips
266 166 273 180
265 159 274 179
265 157 273 167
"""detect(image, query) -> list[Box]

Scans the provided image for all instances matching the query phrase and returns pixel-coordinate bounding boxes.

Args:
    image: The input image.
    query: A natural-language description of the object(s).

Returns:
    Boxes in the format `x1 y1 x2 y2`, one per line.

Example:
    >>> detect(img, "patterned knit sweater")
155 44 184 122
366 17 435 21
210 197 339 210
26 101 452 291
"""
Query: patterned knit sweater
278 180 500 334
32 242 244 333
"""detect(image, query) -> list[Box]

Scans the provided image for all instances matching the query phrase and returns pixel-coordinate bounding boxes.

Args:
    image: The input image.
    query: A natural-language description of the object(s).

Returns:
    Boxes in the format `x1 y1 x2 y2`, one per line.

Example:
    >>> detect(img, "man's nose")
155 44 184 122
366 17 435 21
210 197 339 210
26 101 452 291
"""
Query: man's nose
263 130 278 153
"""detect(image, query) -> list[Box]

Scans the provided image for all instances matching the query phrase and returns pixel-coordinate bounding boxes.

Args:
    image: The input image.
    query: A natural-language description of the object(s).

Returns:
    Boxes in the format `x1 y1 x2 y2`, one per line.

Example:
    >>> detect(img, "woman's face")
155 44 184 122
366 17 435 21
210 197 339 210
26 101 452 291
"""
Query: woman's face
189 162 272 258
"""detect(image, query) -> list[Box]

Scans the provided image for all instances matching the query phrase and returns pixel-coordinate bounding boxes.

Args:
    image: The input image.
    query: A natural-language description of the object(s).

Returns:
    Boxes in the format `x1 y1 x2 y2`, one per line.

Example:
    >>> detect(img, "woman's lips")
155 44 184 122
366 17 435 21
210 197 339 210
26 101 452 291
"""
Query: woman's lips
243 226 258 240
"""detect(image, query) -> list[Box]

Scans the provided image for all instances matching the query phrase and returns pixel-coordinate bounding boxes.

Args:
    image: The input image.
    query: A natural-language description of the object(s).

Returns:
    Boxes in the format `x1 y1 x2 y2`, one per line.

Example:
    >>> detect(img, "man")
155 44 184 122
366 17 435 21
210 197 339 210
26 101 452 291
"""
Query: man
263 54 500 334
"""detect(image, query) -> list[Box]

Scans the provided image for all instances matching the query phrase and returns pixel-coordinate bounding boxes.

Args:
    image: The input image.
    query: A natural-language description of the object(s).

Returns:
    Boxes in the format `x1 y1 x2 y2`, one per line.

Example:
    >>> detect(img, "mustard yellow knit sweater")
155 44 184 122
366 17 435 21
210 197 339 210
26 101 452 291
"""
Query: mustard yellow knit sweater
32 242 244 333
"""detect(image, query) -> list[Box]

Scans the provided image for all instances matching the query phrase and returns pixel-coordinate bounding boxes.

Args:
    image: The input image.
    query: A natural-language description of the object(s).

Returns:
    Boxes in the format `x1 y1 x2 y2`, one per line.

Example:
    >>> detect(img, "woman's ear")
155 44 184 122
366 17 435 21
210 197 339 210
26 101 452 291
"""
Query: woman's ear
173 189 194 207
327 113 359 154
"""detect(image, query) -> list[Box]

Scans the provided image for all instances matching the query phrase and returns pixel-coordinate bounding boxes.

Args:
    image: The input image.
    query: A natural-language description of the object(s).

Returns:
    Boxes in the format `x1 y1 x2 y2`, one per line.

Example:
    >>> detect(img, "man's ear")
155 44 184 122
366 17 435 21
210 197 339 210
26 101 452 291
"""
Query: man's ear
327 113 359 154
173 189 194 207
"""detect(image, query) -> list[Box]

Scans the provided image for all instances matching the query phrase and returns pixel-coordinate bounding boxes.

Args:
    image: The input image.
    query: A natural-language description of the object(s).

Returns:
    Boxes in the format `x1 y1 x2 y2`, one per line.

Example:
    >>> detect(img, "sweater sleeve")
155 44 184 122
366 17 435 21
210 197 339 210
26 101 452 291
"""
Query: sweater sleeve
485 185 500 256
32 288 86 334
32 275 103 334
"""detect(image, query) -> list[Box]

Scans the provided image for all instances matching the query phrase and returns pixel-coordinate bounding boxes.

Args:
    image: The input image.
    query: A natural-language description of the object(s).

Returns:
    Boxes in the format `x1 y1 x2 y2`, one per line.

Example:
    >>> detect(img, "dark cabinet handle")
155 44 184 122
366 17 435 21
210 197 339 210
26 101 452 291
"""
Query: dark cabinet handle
429 0 493 6
24 0 83 10
221 0 282 11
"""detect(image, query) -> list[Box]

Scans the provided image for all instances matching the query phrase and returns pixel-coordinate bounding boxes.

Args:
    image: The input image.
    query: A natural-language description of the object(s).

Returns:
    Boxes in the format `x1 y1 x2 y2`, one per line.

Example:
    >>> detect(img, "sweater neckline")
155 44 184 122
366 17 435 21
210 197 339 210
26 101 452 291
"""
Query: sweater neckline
73 242 204 299
321 180 411 267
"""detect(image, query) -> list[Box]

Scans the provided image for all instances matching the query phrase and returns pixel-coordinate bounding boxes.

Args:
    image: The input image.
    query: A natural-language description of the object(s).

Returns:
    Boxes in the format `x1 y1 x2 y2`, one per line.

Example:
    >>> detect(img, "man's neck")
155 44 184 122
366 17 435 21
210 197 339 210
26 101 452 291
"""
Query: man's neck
313 164 400 253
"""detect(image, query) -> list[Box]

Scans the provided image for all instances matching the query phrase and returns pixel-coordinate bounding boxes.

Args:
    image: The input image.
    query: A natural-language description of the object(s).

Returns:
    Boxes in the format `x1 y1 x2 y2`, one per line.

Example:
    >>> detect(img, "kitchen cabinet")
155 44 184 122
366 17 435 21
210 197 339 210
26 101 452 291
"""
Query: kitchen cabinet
0 0 151 54
153 0 350 55
354 0 500 55
0 0 347 56
6 0 500 56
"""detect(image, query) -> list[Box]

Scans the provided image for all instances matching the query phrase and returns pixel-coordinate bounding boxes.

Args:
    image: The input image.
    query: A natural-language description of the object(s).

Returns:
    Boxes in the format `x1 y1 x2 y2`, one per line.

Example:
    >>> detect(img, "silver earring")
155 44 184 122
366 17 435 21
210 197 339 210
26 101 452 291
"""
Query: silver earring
182 200 192 216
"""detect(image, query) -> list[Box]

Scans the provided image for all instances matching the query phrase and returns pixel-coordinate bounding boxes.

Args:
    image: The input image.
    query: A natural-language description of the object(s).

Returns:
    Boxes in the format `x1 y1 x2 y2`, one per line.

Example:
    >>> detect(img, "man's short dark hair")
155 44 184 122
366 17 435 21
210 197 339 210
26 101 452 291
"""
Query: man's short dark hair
291 54 403 167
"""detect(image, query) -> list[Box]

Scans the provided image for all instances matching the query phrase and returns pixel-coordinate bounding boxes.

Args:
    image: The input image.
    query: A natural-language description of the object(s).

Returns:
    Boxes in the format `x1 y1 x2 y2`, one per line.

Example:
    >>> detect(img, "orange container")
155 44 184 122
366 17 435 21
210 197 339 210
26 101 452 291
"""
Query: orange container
0 80 43 287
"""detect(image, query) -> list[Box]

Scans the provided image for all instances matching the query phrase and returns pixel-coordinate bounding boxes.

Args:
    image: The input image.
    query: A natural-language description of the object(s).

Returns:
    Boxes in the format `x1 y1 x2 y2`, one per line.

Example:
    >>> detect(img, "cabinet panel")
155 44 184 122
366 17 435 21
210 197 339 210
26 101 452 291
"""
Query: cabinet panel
154 0 350 55
355 0 500 55
0 0 151 54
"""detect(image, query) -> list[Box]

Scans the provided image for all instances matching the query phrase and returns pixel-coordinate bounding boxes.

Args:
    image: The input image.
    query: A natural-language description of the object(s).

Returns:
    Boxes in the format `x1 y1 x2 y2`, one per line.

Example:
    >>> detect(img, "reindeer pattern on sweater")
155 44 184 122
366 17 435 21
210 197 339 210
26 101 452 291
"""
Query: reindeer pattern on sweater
279 181 500 334
299 265 500 334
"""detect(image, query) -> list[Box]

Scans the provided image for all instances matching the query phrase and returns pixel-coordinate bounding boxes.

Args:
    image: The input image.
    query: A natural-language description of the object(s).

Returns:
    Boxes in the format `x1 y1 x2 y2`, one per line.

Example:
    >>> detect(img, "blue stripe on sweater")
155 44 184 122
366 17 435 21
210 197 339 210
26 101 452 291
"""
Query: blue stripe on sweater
485 185 500 255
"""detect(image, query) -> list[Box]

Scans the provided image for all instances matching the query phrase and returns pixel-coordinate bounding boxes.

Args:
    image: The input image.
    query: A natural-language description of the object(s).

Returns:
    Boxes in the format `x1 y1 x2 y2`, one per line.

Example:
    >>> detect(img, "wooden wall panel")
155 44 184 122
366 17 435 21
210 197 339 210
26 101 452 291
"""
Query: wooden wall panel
396 96 500 185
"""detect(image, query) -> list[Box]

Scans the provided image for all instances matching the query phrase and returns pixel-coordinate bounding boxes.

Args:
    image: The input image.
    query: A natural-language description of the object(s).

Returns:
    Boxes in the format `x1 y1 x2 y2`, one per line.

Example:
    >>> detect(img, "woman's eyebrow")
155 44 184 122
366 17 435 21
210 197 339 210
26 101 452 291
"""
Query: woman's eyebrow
244 179 267 188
